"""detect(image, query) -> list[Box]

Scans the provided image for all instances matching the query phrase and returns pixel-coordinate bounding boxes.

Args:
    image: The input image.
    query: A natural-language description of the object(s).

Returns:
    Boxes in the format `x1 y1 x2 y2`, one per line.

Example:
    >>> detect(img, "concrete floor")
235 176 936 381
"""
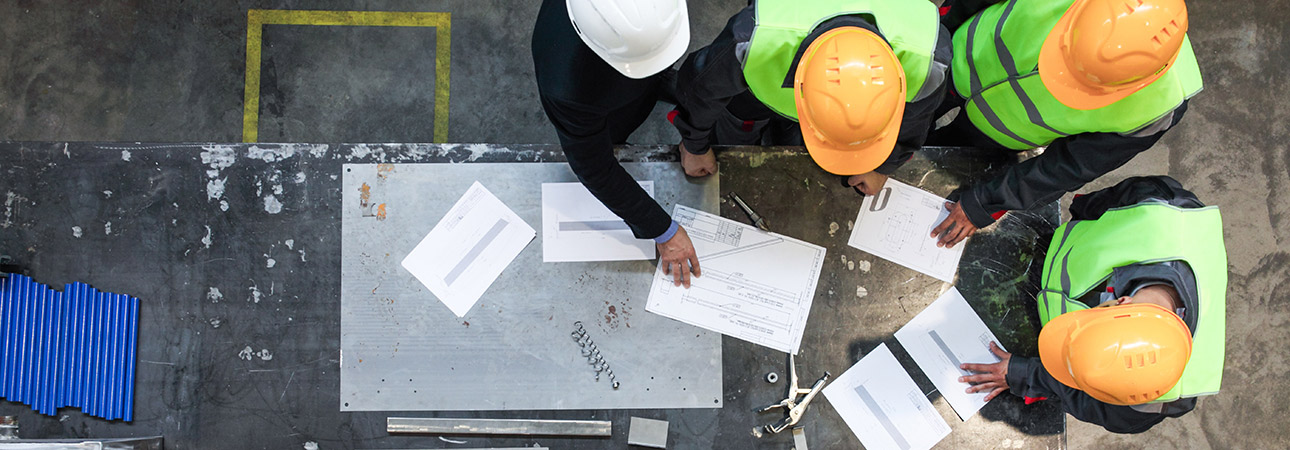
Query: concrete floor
1 0 1287 449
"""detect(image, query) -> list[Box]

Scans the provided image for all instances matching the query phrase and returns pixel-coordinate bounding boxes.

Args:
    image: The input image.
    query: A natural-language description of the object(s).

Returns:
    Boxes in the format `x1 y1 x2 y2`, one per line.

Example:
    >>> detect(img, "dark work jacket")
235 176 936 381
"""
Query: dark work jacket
938 0 1193 228
531 0 673 239
1006 176 1202 434
671 7 951 175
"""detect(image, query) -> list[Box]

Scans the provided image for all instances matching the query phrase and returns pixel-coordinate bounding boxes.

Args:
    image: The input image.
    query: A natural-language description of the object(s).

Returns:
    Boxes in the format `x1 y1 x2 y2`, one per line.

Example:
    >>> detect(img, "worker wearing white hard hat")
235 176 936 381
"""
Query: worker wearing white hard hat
533 0 702 287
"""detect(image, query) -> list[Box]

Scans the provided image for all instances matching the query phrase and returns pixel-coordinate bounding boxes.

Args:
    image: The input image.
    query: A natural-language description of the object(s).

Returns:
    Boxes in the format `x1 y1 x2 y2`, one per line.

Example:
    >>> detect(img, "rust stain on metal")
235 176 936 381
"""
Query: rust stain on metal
376 203 387 220
377 163 396 180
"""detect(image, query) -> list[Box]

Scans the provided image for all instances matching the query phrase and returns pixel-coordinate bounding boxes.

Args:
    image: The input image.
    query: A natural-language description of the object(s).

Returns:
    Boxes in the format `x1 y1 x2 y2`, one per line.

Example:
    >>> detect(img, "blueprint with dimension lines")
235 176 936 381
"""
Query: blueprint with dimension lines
645 205 825 354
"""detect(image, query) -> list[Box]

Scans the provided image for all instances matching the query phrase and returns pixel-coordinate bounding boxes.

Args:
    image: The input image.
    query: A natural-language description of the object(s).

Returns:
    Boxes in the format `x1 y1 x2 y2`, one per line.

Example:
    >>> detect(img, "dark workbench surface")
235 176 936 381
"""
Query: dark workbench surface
0 142 1061 449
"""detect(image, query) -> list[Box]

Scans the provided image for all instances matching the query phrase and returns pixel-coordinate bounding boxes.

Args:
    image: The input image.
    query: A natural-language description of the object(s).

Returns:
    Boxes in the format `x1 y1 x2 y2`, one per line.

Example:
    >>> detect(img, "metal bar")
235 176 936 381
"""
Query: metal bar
0 274 10 399
106 293 120 420
14 275 29 404
386 417 612 437
124 296 138 421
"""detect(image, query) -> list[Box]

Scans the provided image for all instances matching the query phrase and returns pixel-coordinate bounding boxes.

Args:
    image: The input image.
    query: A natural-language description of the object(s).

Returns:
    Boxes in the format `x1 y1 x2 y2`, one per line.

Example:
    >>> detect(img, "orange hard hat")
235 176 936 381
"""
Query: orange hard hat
1039 0 1190 110
1038 303 1192 405
794 27 905 176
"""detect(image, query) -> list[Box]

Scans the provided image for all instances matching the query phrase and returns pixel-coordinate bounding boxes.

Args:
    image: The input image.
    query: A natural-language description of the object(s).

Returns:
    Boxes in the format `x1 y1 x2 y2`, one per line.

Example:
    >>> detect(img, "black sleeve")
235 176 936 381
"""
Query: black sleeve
1068 175 1205 220
957 101 1190 228
1005 356 1189 434
672 7 755 155
538 95 674 240
940 0 1006 32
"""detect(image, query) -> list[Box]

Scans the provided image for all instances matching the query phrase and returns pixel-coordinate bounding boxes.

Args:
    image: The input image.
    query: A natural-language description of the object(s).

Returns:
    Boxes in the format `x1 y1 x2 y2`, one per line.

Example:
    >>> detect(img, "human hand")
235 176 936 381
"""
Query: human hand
930 201 978 248
679 142 717 177
959 342 1012 401
846 172 889 196
658 226 701 288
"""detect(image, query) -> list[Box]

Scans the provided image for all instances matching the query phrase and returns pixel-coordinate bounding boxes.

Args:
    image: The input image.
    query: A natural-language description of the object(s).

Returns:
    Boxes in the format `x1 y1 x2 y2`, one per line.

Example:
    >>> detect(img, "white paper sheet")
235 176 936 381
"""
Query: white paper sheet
645 205 825 354
894 287 1006 421
846 179 965 282
823 343 951 450
400 181 536 317
541 181 656 262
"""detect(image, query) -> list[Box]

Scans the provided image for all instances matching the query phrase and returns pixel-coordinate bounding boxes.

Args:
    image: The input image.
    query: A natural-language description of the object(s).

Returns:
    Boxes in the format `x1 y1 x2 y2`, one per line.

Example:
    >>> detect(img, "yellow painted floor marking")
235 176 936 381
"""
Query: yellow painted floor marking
242 10 451 143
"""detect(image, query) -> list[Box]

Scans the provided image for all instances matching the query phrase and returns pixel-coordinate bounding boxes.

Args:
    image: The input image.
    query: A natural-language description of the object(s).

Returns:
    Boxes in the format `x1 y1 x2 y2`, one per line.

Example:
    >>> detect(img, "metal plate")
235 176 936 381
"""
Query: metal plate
340 162 722 411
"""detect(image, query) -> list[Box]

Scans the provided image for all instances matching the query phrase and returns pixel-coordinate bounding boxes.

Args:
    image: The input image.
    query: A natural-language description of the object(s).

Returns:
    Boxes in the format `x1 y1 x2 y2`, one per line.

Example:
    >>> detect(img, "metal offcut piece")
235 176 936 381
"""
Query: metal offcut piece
386 417 612 437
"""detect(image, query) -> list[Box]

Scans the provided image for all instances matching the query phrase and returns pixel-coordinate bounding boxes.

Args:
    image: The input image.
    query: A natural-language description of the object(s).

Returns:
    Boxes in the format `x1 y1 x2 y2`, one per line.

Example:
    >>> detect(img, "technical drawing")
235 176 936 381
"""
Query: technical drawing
647 205 825 354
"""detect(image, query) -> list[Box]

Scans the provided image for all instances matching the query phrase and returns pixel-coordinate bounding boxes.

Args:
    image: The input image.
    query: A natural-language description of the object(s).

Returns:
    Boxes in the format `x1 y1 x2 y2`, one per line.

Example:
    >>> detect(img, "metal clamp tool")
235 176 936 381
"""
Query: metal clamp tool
757 354 830 434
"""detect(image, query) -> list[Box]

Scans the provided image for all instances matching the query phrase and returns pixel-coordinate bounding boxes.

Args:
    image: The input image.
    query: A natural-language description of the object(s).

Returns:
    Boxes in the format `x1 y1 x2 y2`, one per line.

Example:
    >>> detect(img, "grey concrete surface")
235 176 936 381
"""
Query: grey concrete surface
0 0 1287 449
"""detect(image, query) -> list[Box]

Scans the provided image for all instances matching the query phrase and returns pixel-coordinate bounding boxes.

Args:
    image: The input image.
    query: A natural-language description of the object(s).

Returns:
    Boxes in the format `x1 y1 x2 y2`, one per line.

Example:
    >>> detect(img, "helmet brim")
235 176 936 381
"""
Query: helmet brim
1037 310 1084 390
1038 0 1178 111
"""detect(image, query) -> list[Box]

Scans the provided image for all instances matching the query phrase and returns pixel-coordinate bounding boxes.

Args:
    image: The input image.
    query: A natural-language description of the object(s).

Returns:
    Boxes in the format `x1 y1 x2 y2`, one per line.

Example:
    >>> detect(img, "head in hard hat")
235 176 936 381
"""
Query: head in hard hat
1039 285 1193 405
794 27 905 176
566 0 690 79
1039 0 1190 110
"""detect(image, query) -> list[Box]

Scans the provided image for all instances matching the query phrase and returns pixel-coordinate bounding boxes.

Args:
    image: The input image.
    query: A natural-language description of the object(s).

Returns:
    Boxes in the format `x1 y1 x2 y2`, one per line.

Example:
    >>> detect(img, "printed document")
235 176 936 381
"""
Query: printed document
824 343 951 450
541 181 656 262
846 179 964 282
401 181 535 317
645 205 825 354
895 287 1006 421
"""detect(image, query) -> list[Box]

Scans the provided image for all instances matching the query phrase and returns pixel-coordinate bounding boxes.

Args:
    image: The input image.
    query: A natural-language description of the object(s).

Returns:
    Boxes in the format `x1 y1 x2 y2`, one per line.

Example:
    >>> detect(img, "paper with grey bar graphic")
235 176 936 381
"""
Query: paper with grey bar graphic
895 287 1006 421
847 179 964 283
645 205 825 354
400 181 536 317
824 343 950 450
541 181 656 262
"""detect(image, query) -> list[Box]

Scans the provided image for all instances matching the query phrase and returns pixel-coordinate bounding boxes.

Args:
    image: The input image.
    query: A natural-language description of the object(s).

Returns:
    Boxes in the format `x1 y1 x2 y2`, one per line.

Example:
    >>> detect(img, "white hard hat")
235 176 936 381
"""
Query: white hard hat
566 0 690 79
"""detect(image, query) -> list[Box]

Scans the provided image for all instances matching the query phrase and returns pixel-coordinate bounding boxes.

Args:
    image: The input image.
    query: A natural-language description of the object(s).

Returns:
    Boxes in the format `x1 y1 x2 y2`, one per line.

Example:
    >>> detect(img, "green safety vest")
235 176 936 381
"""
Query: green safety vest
1038 203 1226 402
950 0 1203 150
743 0 939 120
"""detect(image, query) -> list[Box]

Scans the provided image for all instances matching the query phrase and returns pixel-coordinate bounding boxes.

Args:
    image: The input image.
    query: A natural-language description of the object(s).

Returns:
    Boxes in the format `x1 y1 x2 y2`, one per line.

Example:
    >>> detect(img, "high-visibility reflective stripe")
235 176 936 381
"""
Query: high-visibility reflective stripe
963 13 1040 148
990 0 1071 138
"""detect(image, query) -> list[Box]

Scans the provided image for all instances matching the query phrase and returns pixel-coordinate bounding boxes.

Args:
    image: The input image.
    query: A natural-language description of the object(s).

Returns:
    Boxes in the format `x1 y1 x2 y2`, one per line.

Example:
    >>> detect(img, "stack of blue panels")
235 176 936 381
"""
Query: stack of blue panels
0 274 138 421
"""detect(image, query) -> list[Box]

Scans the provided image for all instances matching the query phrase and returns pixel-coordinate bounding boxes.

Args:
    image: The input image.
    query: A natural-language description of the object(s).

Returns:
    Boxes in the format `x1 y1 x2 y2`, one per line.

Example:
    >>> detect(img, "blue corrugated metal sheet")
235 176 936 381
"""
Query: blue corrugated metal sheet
0 274 139 421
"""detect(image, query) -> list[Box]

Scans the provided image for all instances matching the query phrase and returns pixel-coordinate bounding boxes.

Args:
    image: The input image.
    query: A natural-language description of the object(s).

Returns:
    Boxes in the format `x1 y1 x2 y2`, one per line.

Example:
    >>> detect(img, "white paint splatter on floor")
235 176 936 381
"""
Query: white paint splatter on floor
256 349 273 361
120 150 131 161
246 145 296 163
299 250 307 262
857 260 871 272
266 258 276 268
828 221 840 237
466 143 491 161
303 442 319 450
847 261 855 271
72 226 82 238
103 190 113 198
207 287 223 302
237 346 253 361
847 220 854 231
201 226 212 248
285 239 294 250
249 285 262 303
220 200 229 211
209 318 222 328
206 178 226 201
264 195 283 214
104 221 112 235
855 286 868 299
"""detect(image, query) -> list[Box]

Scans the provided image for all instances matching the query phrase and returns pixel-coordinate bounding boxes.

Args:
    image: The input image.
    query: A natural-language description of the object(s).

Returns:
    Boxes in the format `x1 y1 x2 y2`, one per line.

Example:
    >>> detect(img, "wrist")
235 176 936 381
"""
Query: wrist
958 188 1000 228
653 221 680 244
